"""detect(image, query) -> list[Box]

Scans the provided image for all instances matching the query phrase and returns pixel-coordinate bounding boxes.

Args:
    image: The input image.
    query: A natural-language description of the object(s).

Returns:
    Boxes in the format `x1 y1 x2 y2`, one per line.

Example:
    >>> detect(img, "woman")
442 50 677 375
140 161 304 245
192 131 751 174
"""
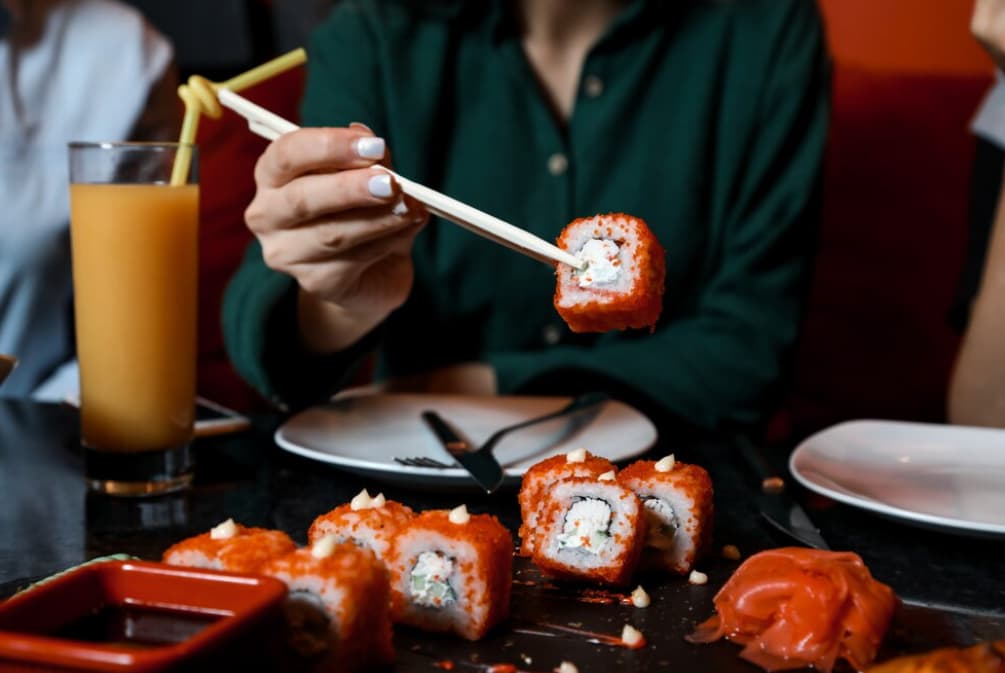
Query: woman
949 0 1005 425
224 0 830 430
0 0 177 398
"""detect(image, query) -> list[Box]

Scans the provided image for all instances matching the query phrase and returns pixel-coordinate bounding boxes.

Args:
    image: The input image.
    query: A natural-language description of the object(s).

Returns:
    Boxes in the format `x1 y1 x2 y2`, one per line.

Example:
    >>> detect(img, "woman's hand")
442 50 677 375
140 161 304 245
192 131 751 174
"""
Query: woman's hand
245 124 427 353
973 0 1005 70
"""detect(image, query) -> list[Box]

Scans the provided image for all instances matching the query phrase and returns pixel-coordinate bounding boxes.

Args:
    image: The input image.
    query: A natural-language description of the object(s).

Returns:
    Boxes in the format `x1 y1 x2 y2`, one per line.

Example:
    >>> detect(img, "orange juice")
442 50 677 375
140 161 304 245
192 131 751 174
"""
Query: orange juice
70 183 199 452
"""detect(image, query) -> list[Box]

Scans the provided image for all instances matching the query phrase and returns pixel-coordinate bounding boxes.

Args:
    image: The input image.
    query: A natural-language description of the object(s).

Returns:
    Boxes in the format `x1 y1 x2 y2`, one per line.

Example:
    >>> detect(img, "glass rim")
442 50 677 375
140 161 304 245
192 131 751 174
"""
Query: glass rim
68 141 197 151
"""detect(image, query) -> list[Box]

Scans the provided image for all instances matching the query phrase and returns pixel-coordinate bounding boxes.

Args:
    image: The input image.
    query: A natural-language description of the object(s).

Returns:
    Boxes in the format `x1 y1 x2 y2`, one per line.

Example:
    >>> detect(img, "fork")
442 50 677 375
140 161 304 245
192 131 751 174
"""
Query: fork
393 391 610 469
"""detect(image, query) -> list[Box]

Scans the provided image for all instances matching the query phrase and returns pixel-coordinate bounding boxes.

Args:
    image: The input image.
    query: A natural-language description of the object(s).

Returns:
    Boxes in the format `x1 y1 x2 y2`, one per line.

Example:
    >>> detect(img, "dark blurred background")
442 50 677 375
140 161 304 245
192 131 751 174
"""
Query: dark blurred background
123 0 336 80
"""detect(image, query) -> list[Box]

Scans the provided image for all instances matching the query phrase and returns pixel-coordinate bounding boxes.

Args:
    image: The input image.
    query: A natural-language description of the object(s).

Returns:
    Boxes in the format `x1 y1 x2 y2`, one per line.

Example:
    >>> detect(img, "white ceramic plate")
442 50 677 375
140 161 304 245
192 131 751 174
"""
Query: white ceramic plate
275 392 657 489
790 419 1005 537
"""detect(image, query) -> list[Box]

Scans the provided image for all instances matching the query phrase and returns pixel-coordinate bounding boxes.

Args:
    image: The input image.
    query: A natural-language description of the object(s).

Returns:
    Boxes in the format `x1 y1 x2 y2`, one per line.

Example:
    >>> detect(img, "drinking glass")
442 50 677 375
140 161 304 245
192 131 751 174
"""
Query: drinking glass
68 142 198 496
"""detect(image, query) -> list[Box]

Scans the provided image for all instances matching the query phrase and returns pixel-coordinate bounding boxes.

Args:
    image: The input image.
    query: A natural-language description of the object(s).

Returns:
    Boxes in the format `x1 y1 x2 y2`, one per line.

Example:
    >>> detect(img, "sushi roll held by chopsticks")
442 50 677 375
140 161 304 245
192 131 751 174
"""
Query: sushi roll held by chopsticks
554 213 666 333
388 506 513 641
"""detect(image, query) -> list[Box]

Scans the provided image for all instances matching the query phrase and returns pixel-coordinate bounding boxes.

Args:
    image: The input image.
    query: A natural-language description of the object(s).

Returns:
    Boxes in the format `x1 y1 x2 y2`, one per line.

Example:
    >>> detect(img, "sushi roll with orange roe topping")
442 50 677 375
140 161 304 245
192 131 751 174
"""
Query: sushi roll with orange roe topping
554 213 665 333
518 448 615 557
530 475 647 586
308 489 415 563
618 456 714 575
261 538 394 673
388 506 512 641
162 518 296 574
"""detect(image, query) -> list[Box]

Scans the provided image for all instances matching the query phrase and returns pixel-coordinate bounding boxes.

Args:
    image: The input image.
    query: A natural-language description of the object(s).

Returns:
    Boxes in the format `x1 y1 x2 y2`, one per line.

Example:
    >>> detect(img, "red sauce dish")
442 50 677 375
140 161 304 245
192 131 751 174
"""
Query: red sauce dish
0 560 287 672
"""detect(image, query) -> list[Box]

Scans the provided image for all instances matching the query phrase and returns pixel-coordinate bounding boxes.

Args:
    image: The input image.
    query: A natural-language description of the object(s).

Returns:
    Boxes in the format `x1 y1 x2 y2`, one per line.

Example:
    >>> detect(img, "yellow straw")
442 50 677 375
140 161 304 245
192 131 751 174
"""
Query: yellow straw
170 48 307 186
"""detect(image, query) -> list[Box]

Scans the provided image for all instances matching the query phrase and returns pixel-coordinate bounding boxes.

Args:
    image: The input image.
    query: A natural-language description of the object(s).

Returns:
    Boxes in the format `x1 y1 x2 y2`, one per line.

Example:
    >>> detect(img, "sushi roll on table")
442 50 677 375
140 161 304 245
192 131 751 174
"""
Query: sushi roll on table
618 455 713 574
530 475 646 586
308 489 415 563
554 213 665 333
388 505 512 641
162 518 296 574
518 448 616 556
261 537 395 673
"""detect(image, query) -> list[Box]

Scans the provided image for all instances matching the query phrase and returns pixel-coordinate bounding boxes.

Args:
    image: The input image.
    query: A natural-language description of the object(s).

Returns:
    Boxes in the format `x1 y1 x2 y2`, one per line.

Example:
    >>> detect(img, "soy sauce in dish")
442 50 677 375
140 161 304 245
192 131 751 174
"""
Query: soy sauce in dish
53 604 221 648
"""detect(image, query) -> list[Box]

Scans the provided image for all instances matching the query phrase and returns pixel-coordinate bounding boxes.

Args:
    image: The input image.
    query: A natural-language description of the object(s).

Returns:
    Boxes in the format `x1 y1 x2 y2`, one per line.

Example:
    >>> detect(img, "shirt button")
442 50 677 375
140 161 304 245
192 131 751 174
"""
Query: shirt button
542 324 562 345
547 153 568 176
583 75 604 98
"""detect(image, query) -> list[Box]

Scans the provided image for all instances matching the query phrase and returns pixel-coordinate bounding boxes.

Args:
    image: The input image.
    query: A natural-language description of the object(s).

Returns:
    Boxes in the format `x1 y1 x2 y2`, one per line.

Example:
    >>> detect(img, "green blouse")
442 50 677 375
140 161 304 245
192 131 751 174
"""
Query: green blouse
223 0 829 429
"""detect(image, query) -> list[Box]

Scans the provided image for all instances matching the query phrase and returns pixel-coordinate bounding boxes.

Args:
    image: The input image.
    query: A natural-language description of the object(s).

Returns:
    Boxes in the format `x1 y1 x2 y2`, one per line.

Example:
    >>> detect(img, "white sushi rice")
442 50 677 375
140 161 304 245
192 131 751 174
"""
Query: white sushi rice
621 477 702 572
311 512 391 560
539 480 641 571
557 214 642 309
391 531 487 637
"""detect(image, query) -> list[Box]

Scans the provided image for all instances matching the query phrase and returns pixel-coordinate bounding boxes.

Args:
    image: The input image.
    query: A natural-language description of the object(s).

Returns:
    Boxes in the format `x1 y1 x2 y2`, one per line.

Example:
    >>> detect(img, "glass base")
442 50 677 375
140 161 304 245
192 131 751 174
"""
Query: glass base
84 444 193 497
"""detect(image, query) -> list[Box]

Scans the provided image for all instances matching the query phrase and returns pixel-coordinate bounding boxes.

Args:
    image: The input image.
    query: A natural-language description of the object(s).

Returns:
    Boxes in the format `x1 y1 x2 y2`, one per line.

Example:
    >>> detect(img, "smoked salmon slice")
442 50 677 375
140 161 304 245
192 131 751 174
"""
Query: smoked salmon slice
686 547 897 672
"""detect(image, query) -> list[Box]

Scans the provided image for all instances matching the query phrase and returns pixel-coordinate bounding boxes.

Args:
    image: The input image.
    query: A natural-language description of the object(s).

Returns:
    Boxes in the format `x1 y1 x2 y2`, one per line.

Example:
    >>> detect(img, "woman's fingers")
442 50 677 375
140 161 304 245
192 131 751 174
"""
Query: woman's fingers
247 168 404 234
259 204 425 270
285 221 424 303
254 126 387 188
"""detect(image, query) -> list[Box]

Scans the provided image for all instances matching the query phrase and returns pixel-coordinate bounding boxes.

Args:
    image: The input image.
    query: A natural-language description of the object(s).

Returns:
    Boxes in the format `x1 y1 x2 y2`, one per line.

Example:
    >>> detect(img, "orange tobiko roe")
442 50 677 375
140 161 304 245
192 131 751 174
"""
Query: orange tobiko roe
553 213 666 333
517 451 615 557
687 547 897 673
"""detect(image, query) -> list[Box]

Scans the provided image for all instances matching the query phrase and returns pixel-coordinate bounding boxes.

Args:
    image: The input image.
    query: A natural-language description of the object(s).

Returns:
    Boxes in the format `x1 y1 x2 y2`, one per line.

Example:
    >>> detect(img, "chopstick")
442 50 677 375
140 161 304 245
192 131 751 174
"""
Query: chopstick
216 89 586 271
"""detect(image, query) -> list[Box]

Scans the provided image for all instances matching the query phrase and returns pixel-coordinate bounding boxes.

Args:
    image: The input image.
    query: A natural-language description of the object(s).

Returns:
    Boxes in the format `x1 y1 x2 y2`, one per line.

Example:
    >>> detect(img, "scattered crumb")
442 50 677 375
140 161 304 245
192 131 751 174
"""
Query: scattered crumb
689 570 708 585
556 662 579 673
521 654 533 666
630 585 650 608
621 624 645 648
722 544 741 560
568 622 583 628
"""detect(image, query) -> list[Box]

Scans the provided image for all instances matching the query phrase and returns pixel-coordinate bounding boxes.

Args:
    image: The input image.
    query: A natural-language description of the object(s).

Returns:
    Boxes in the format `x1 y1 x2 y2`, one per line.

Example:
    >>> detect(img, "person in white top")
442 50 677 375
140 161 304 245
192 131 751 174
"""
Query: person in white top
0 0 177 399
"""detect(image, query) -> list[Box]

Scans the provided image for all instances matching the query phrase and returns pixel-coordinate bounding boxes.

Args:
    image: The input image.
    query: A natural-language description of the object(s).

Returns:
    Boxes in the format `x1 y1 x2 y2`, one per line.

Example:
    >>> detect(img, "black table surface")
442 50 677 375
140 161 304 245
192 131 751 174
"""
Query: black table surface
1 399 1003 672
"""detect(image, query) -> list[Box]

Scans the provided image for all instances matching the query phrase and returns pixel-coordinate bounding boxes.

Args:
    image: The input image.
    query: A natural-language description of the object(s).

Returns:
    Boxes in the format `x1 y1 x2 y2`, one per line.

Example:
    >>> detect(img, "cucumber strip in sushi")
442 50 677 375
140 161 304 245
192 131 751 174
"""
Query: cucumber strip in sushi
389 506 513 640
554 213 665 333
531 477 646 586
618 456 714 574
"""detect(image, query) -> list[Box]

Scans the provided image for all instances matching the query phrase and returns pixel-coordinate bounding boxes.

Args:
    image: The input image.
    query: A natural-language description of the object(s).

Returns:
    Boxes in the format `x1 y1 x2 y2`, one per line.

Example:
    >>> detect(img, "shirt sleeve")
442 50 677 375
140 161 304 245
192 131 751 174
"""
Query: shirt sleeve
221 3 385 408
490 2 830 430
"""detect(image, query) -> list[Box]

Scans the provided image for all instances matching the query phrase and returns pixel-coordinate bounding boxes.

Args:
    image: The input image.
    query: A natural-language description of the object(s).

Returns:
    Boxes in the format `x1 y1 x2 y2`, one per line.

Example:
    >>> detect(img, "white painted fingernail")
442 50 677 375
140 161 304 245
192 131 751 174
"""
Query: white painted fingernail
392 198 409 216
368 174 393 198
356 136 385 159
